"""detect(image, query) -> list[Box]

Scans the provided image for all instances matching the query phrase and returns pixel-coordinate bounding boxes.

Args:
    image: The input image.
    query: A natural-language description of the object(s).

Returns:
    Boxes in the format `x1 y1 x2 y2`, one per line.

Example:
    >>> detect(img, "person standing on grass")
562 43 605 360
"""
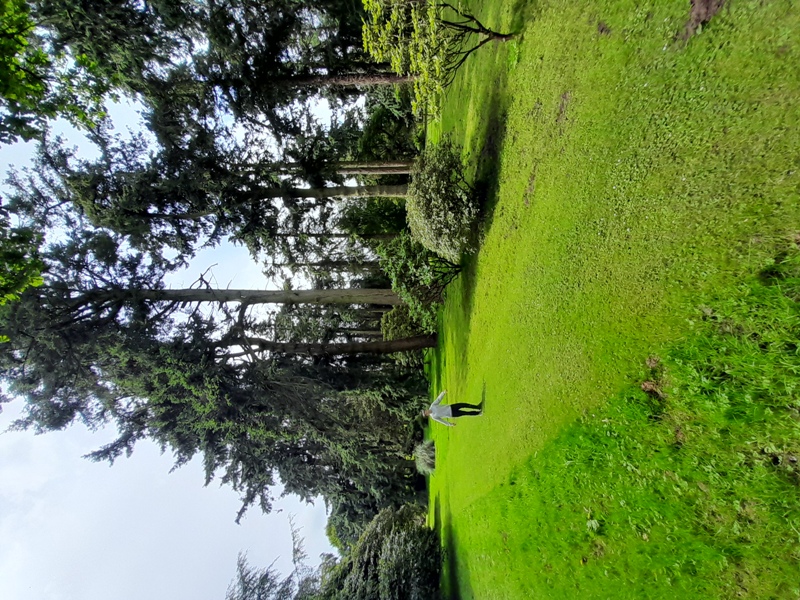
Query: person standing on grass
422 390 483 427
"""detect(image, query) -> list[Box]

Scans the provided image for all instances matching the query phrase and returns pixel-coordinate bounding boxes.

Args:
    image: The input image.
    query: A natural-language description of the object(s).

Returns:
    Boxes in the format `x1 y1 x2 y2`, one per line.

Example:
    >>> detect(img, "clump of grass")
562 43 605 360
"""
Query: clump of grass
414 440 436 475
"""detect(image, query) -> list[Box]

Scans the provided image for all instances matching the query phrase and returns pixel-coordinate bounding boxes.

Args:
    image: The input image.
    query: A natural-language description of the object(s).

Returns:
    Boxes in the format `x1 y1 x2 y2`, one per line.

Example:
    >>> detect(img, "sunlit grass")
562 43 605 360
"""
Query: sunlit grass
427 0 800 597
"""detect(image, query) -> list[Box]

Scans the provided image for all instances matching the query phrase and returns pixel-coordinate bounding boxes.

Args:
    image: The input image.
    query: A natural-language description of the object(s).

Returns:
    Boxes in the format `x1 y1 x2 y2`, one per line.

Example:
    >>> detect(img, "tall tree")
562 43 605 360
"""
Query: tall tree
0 222 425 523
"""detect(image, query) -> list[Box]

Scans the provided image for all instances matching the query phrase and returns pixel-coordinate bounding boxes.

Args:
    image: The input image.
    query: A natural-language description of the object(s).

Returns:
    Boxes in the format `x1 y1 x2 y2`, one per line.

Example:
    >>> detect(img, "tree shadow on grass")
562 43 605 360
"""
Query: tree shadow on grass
434 494 474 600
455 73 510 324
509 0 539 34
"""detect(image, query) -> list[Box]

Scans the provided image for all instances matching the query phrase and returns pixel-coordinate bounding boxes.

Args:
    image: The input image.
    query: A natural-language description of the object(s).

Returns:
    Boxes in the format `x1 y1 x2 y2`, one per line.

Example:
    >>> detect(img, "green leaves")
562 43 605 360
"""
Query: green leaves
0 0 111 143
321 505 440 600
361 0 447 114
0 0 50 142
378 232 461 332
0 207 44 307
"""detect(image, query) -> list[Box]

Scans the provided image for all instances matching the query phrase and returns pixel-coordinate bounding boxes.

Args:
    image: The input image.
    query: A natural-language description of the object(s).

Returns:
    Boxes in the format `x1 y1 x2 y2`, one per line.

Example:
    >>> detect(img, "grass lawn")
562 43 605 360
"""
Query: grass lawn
425 0 800 597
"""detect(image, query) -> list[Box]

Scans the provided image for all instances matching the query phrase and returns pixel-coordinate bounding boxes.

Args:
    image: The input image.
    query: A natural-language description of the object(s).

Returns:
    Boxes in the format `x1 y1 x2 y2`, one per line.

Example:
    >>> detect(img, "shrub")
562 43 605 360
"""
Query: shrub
381 305 425 368
378 232 461 332
320 504 441 600
413 440 436 475
326 521 346 553
381 304 421 340
406 137 479 262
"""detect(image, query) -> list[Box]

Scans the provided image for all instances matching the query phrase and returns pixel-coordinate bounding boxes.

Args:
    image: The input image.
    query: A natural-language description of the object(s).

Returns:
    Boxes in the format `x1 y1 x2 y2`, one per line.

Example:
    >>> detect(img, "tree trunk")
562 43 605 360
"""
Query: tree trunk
335 160 413 176
71 287 402 307
256 184 408 199
237 335 437 356
272 233 397 241
275 160 414 176
273 260 383 271
276 73 416 88
335 328 383 337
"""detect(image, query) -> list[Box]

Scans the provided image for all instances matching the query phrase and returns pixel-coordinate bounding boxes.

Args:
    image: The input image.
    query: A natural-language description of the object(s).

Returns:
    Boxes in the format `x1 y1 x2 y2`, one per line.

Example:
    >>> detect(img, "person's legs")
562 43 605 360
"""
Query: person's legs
450 403 483 417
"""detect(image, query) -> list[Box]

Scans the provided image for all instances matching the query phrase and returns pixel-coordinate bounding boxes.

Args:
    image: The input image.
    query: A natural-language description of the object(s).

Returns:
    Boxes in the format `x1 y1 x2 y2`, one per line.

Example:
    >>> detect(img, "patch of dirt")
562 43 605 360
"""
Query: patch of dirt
682 0 725 39
591 539 606 557
597 21 611 35
556 91 571 126
674 427 686 447
646 355 661 370
641 380 666 399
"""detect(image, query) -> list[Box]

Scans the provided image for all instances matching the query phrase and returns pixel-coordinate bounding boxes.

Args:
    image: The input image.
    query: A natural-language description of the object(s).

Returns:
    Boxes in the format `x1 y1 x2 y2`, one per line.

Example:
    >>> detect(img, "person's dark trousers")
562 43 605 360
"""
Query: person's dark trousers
450 403 483 417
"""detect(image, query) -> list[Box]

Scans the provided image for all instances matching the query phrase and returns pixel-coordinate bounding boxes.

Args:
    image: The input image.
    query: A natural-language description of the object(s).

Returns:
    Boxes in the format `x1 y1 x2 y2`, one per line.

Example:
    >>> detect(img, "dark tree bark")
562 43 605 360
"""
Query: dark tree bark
69 287 402 308
275 73 416 88
275 160 414 176
225 335 437 356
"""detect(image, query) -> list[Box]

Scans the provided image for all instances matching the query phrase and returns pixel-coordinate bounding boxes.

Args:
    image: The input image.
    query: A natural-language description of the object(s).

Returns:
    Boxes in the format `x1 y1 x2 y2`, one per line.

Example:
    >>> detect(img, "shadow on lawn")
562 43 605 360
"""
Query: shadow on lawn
509 0 538 34
434 494 474 600
455 73 510 323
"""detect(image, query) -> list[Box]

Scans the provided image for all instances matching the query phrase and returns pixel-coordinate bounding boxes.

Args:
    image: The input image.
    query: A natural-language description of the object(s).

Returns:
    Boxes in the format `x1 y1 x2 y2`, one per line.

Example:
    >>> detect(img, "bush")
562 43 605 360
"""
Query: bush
380 305 425 368
357 87 419 160
406 137 479 262
381 304 421 340
413 440 436 475
320 504 441 600
378 232 461 332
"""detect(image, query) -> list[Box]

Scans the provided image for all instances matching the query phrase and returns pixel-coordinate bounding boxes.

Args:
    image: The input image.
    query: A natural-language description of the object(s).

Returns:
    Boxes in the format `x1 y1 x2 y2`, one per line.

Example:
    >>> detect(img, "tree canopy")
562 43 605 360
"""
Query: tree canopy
0 0 458 561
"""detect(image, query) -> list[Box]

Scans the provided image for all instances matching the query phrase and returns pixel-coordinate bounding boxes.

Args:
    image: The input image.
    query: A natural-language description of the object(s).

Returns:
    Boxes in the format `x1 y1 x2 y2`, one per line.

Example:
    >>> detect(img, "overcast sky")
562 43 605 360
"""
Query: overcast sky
0 104 335 600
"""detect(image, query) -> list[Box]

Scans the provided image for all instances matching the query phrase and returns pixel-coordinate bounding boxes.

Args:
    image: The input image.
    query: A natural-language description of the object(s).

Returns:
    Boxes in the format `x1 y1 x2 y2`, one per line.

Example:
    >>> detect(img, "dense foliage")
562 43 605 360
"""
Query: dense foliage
356 87 420 162
362 0 443 114
362 0 513 114
319 505 441 600
406 137 479 262
0 0 106 142
0 208 42 307
0 1 463 594
378 232 461 331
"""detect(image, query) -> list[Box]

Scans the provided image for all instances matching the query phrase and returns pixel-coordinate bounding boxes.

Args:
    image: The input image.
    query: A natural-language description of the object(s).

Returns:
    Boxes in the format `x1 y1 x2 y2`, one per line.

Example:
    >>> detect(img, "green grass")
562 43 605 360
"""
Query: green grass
426 0 800 597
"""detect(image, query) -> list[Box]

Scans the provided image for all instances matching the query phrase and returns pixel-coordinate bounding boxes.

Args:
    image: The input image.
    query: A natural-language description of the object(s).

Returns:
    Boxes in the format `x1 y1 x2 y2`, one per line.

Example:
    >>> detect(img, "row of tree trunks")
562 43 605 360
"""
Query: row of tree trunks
271 260 383 271
266 184 407 199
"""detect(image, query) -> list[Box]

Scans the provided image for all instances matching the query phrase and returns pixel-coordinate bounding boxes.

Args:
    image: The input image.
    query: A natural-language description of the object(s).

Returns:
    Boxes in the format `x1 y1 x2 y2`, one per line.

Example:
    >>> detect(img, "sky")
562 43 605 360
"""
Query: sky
0 103 335 599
